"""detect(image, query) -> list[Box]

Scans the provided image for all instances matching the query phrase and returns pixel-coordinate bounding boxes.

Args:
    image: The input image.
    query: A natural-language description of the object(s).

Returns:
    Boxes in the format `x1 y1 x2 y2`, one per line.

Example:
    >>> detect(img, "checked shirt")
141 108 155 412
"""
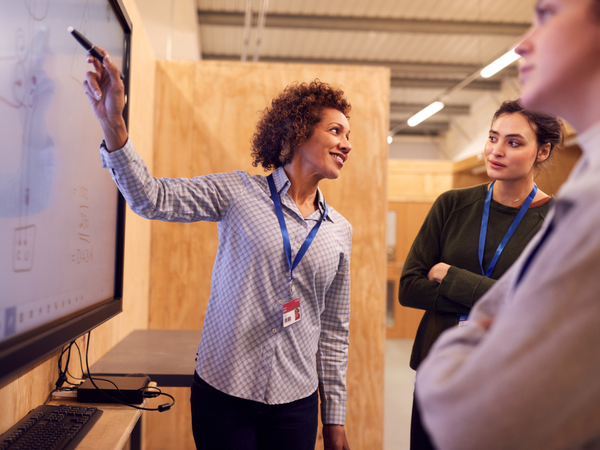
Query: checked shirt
100 139 352 424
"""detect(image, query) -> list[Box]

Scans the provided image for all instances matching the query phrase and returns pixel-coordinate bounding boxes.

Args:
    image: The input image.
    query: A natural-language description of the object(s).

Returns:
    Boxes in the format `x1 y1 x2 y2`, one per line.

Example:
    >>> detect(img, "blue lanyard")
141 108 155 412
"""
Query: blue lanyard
478 181 537 277
267 174 328 281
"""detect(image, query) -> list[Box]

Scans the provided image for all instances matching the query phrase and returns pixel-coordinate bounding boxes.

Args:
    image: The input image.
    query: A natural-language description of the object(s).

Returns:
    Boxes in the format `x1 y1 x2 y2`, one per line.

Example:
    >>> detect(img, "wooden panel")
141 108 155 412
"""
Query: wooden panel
386 201 432 339
452 153 485 173
0 0 156 435
388 159 453 202
386 278 426 340
143 387 194 450
148 62 216 330
394 202 435 264
452 170 491 189
535 144 582 196
452 152 492 189
148 61 389 449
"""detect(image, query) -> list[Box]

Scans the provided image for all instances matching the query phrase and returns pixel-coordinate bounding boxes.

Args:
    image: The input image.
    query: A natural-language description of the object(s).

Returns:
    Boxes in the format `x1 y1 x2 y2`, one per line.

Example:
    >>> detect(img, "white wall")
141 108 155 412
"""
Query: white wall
389 135 446 160
134 0 200 60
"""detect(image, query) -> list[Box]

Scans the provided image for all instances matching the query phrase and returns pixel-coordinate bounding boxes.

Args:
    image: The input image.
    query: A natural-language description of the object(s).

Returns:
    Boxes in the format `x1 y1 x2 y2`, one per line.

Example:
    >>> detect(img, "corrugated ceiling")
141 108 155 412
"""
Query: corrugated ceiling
197 0 536 136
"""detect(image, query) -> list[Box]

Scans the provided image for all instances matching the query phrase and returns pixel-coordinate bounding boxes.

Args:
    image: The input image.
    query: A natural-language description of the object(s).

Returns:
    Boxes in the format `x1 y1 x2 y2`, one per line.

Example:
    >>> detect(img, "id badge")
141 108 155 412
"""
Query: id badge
283 298 301 328
458 313 469 328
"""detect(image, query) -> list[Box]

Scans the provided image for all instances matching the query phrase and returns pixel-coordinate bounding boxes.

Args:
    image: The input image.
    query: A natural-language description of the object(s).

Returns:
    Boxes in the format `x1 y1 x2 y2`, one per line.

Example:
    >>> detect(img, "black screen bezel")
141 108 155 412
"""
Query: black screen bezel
0 0 132 388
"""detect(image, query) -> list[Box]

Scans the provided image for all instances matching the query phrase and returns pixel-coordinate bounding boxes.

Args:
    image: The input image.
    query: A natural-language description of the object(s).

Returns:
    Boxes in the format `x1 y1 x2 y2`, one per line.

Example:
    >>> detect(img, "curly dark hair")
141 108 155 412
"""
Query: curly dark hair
251 79 351 171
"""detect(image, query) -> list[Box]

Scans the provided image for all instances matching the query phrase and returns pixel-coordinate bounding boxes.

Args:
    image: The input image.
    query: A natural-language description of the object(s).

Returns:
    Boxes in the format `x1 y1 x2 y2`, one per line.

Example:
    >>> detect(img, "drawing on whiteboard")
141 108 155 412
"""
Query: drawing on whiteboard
13 224 36 272
71 200 94 265
0 23 57 273
24 0 50 21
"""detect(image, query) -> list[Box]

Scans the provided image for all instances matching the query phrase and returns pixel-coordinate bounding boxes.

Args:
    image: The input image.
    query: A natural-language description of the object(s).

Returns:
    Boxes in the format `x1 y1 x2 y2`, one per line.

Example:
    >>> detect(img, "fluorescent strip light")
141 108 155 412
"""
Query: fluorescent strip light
387 135 393 144
407 101 444 127
480 50 520 78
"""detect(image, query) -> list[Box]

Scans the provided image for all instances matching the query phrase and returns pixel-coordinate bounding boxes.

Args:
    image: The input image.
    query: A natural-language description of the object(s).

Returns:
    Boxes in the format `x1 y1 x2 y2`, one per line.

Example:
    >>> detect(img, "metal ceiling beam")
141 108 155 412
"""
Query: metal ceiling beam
198 10 530 36
390 121 450 136
201 53 518 78
391 77 501 91
391 103 470 115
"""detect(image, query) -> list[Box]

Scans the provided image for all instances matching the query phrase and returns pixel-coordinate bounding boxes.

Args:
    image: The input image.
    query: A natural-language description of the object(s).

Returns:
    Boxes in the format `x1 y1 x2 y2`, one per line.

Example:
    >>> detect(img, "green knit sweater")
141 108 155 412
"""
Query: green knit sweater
400 183 551 370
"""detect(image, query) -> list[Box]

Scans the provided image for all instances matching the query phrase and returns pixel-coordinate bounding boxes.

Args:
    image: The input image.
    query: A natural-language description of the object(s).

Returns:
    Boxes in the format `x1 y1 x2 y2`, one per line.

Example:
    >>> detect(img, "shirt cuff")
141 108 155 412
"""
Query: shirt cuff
99 137 135 169
321 401 346 426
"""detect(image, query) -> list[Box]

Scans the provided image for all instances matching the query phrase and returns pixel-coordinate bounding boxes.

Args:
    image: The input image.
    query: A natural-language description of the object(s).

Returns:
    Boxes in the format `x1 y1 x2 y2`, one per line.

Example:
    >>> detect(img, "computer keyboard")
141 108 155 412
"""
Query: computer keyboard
0 404 103 450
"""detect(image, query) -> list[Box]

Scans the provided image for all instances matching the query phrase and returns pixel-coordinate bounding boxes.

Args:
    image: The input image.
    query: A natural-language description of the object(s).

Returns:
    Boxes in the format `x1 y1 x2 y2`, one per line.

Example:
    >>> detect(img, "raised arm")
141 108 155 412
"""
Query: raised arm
82 47 251 223
83 48 128 151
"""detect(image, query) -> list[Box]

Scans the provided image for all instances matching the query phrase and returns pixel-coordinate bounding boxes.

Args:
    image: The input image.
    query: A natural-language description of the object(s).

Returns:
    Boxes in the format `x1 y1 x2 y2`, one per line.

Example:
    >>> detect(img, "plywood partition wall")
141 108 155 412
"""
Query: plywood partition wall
388 159 453 203
386 160 453 339
0 0 156 435
149 60 390 449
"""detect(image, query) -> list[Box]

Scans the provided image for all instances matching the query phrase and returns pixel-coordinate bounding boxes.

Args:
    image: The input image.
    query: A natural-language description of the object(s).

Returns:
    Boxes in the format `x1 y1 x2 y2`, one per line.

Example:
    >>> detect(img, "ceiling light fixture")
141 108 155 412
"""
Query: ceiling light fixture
387 135 393 144
407 101 445 127
480 49 520 78
388 47 520 138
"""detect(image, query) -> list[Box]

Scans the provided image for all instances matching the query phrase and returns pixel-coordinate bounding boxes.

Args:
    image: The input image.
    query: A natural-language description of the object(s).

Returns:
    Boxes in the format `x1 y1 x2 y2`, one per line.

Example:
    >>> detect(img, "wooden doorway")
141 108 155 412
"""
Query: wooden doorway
385 201 433 339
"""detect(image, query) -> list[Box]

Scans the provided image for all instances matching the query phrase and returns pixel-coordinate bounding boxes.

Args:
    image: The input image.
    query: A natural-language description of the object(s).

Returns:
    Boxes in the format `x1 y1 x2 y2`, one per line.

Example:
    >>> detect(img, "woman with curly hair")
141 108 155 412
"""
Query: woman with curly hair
83 47 352 450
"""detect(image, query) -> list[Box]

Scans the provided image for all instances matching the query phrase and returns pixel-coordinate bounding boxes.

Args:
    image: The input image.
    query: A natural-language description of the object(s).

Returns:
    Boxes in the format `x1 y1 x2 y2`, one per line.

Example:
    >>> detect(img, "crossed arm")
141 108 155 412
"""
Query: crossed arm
416 211 600 450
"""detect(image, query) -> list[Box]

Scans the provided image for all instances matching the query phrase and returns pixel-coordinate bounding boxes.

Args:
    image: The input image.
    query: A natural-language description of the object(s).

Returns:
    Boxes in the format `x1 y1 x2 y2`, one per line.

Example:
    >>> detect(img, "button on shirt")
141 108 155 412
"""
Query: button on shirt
100 139 353 424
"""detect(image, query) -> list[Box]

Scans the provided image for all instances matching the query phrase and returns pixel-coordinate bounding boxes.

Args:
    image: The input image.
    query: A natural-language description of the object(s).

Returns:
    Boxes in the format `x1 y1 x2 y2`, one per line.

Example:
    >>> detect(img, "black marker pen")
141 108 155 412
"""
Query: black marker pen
68 27 124 80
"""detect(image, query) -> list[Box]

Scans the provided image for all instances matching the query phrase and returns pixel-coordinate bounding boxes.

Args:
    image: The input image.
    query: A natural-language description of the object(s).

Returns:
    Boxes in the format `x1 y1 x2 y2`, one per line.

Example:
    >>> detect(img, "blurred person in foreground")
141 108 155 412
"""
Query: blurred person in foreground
415 0 600 449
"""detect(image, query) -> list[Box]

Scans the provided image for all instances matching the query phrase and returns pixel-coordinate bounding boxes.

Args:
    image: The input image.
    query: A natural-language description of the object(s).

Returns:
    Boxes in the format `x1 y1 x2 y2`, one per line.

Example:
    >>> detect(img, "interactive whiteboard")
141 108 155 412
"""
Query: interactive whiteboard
0 0 130 381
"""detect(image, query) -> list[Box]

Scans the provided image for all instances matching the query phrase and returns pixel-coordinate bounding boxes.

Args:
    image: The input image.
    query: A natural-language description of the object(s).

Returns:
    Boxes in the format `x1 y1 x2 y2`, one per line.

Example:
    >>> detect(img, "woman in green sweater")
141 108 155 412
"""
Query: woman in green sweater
400 99 564 450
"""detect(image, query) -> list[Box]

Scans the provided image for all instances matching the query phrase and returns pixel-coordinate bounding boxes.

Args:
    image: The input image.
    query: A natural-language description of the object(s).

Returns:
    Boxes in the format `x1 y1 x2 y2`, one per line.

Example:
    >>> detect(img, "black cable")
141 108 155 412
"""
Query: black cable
60 341 85 386
66 340 86 383
55 343 73 389
83 331 175 412
48 342 80 403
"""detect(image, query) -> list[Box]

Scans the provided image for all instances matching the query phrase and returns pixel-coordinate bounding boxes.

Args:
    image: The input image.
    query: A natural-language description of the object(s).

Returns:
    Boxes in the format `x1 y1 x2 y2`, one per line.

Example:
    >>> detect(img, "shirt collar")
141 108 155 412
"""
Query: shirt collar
576 119 600 162
270 167 334 223
555 119 600 202
271 166 291 195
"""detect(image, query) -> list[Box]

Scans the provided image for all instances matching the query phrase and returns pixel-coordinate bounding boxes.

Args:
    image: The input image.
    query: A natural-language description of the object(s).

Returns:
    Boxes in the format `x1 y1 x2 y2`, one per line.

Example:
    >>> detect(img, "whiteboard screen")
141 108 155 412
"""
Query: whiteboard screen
0 0 129 349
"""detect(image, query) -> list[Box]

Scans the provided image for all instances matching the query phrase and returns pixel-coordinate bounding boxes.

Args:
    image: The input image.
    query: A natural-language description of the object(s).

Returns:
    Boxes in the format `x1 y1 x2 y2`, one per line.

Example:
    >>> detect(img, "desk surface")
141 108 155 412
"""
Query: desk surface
48 399 143 450
91 329 202 387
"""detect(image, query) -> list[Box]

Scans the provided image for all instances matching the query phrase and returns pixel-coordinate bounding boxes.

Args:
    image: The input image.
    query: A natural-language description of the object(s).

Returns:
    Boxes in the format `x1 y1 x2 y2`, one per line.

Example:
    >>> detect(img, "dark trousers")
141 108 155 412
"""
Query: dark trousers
190 372 318 450
411 392 436 450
